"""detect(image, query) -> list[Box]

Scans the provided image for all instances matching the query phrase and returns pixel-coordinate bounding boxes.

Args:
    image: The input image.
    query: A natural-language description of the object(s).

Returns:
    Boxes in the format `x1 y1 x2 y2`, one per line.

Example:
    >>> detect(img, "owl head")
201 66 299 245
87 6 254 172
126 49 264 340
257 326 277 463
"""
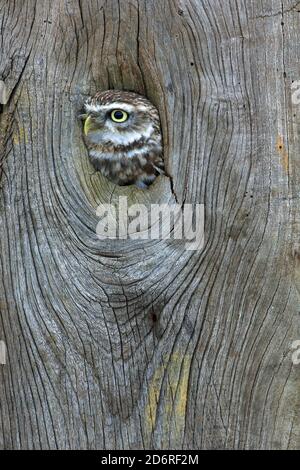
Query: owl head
82 90 162 149
81 90 164 189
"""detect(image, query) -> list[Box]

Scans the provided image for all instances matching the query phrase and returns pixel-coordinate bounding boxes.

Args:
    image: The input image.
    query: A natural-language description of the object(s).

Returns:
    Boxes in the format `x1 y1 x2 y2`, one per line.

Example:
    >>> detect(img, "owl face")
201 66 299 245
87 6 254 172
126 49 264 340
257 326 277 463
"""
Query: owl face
82 90 164 189
83 91 161 147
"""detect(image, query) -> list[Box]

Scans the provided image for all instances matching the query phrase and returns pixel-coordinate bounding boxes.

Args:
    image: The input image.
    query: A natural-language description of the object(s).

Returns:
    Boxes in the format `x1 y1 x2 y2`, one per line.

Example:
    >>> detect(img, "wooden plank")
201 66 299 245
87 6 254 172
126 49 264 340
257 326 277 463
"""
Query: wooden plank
0 0 299 449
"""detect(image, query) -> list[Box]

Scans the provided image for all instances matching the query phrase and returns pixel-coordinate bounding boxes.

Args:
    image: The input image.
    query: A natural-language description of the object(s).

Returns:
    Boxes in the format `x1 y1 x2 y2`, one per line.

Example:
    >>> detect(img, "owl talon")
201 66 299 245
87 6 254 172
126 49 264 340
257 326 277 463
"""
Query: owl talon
135 181 149 190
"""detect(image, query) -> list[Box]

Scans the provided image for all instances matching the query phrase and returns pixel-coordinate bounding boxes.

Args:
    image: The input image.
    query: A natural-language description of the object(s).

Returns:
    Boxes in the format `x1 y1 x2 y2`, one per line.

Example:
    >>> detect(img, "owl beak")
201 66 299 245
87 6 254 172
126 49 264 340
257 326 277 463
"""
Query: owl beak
84 115 93 136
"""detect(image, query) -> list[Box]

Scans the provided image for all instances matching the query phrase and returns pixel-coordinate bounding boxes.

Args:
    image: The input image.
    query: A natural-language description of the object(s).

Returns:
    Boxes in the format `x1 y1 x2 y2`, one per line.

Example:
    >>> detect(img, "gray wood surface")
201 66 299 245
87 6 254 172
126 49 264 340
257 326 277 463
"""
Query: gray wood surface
1 0 300 450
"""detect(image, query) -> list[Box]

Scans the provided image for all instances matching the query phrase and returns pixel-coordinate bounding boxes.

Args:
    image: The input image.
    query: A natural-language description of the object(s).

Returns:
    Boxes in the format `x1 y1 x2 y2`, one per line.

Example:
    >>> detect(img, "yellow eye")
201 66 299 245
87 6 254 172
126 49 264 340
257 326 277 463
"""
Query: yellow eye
110 109 128 123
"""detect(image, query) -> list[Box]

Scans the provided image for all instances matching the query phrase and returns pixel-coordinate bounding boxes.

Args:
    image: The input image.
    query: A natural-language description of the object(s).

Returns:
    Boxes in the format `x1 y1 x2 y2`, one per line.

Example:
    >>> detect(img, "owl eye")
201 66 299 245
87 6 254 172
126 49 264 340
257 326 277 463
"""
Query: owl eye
110 109 129 123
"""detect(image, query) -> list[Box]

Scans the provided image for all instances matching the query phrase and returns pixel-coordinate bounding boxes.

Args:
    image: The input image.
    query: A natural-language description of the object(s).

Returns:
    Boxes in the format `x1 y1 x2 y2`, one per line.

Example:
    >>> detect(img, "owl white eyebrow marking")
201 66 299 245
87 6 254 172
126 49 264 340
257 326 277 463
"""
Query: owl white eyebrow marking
85 102 148 113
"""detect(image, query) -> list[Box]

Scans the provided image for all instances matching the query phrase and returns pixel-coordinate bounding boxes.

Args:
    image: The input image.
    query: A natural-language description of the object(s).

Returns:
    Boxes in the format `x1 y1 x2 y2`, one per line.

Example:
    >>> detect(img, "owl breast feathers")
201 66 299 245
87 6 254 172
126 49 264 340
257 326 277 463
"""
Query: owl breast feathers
82 90 165 189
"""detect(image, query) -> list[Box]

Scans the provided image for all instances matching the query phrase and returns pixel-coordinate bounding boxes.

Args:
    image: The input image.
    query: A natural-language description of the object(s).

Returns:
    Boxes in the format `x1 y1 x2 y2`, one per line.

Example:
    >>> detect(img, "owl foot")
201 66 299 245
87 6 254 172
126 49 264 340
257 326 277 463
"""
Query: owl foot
135 180 149 190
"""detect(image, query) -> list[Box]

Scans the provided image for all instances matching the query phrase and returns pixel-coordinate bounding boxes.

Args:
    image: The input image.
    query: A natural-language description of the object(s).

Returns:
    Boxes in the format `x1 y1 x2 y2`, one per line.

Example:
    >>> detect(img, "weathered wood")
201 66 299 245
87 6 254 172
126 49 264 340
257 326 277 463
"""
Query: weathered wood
1 0 300 450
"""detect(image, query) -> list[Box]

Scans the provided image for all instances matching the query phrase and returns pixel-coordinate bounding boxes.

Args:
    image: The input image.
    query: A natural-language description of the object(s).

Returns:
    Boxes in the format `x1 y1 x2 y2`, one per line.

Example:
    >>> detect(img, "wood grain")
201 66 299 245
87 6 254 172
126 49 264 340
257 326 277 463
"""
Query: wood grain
0 0 300 449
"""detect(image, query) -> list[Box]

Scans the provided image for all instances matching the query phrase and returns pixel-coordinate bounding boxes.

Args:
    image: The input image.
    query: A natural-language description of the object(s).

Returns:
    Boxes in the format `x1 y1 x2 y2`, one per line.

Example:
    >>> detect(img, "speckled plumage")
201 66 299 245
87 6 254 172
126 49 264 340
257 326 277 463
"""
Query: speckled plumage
82 90 164 189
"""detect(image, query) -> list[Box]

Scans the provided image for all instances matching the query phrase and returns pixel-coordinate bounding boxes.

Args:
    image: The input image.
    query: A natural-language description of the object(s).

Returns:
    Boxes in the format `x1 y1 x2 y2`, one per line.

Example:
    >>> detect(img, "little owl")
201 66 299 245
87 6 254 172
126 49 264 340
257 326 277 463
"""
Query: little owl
82 90 164 189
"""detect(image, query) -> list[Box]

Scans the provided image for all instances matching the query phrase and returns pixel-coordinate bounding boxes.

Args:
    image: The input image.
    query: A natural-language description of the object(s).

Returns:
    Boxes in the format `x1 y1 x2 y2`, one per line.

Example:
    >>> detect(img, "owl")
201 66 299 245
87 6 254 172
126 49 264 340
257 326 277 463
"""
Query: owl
82 90 165 189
